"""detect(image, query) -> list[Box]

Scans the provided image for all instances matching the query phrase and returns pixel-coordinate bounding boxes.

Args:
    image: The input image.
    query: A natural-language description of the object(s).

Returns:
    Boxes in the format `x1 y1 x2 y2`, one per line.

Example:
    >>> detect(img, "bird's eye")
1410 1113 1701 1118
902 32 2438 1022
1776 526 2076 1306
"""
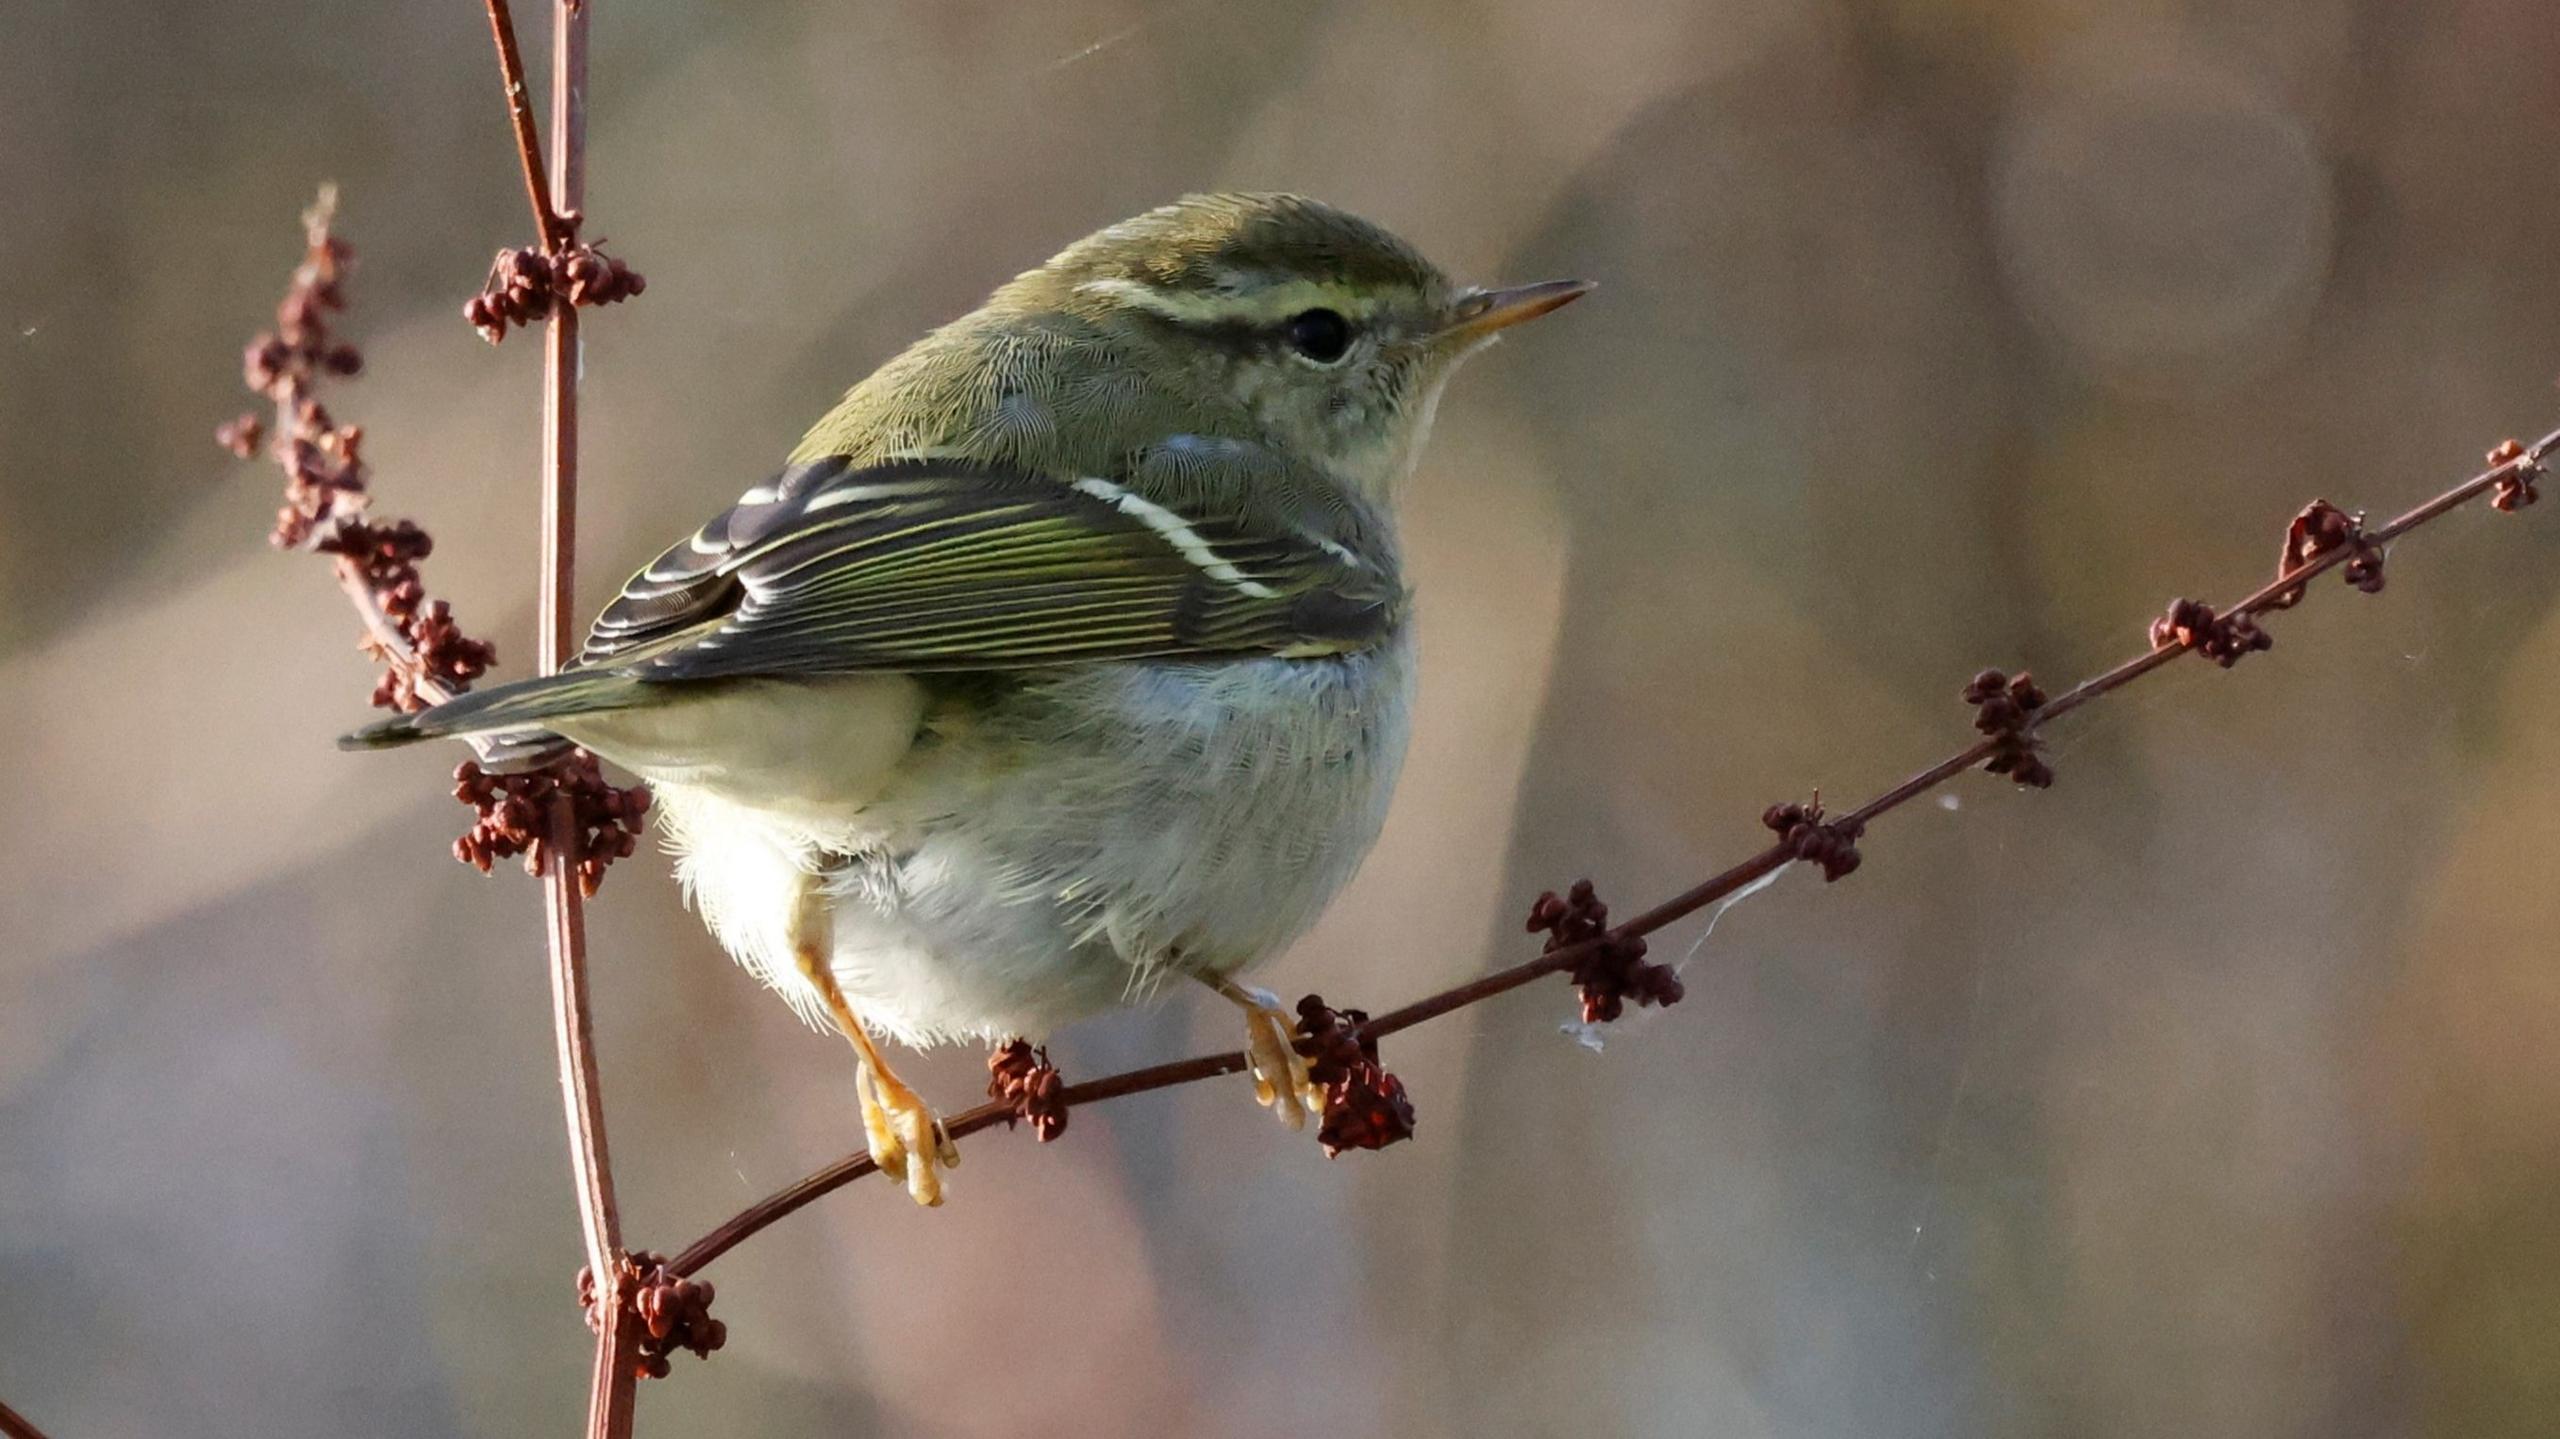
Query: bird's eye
1283 308 1353 364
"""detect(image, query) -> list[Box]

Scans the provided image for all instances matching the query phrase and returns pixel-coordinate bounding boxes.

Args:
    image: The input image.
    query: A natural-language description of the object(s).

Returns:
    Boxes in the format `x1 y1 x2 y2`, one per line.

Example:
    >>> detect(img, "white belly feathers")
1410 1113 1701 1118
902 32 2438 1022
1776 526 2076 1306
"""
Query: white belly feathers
642 639 1413 1045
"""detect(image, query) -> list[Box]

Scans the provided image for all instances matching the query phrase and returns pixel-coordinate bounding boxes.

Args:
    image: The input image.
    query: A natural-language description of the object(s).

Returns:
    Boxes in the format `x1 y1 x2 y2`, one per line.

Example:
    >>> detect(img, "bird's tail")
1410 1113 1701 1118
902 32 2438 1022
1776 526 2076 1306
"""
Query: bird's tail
337 668 650 753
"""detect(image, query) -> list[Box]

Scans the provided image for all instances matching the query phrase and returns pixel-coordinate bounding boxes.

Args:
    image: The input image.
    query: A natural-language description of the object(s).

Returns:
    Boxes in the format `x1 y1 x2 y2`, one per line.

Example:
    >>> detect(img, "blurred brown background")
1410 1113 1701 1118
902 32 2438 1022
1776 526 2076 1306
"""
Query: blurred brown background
7 1 2560 1435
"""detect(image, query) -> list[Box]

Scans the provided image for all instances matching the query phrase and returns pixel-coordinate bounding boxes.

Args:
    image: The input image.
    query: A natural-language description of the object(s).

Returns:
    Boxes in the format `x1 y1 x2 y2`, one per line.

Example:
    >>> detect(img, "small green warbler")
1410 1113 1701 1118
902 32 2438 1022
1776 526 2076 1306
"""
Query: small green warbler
348 193 1588 1205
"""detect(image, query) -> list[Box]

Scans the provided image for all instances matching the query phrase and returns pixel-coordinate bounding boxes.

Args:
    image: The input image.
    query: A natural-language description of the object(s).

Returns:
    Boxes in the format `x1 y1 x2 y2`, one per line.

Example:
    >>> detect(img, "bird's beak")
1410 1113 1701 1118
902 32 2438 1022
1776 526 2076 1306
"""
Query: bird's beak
1437 278 1596 344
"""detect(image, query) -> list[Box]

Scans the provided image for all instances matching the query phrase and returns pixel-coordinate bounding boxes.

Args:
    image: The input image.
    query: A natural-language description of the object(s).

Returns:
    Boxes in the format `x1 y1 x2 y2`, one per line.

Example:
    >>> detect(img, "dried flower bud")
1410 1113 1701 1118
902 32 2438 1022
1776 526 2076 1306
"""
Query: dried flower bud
1763 798 1863 881
1295 996 1416 1157
580 1252 725 1381
452 752 651 895
2150 597 2272 667
215 413 265 459
987 1040 1069 1141
1526 879 1685 1025
242 335 292 395
2271 500 2385 607
468 246 557 343
556 242 646 308
2487 438 2543 512
1963 668 2054 789
463 293 505 345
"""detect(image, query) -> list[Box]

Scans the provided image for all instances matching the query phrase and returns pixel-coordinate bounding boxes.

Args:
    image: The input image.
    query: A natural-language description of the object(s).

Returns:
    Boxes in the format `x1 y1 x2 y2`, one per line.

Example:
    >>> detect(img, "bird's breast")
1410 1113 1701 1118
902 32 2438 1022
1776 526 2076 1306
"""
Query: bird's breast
886 632 1417 971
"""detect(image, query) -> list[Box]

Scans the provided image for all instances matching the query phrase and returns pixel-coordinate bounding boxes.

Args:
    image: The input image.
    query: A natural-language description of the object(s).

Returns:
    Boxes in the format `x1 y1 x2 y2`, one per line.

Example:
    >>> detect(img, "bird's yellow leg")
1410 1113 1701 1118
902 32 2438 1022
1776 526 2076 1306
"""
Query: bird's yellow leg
1208 978 1322 1130
791 878 958 1207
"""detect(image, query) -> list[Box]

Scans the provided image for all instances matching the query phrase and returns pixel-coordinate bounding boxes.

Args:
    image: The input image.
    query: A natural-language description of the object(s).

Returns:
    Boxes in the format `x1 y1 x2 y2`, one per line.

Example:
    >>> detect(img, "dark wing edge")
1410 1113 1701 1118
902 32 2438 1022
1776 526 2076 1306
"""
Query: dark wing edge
575 454 853 667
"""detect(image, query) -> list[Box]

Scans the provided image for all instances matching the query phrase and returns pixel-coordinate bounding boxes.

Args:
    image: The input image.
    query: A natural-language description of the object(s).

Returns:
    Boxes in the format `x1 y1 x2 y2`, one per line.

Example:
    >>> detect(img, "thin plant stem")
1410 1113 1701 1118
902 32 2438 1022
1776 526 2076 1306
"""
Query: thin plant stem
478 0 639 1429
0 1397 55 1439
482 0 564 250
662 424 2559 1279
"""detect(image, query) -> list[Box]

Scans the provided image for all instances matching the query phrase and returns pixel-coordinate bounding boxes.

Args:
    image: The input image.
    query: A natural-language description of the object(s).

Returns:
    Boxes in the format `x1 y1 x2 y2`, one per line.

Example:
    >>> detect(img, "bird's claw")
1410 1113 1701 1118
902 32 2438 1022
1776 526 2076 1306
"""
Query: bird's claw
858 1063 957 1207
1237 986 1322 1130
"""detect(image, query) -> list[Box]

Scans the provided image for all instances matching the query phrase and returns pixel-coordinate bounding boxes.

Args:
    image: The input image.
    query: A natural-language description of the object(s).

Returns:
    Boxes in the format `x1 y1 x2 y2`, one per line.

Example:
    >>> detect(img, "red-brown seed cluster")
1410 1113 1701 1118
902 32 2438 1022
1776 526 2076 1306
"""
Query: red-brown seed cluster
311 518 503 712
2150 597 2272 667
219 194 503 712
223 193 650 894
465 247 553 341
465 242 645 344
317 515 431 592
453 754 652 898
1294 995 1416 1158
580 1252 725 1381
1526 879 1685 1025
987 1039 1069 1142
366 600 499 713
1763 798 1864 881
559 244 646 307
1963 668 2054 789
225 197 370 550
2271 499 2385 607
2486 437 2544 512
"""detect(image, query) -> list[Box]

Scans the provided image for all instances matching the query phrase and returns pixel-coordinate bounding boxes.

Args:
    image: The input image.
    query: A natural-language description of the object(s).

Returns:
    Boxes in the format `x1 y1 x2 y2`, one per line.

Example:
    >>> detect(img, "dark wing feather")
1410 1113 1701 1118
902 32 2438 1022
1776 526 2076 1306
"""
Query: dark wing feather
579 454 854 666
576 457 1401 682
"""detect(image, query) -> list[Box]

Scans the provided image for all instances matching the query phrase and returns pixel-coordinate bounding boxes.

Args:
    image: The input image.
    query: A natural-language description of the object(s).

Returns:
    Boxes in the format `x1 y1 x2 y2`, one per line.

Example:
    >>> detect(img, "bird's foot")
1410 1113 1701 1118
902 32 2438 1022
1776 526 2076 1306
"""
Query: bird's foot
1231 983 1323 1130
857 1061 959 1207
788 881 958 1207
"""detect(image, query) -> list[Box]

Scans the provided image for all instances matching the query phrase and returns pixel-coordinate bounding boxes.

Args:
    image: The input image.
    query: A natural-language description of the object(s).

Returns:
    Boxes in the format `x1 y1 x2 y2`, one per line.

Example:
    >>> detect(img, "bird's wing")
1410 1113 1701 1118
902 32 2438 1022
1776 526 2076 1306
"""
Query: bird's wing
578 456 1401 680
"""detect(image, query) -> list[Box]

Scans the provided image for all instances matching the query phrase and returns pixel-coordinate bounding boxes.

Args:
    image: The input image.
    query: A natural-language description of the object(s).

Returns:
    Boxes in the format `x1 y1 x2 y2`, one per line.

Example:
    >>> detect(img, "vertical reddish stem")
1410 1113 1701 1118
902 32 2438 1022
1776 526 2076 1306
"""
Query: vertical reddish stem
539 2 583 676
527 1 636 1433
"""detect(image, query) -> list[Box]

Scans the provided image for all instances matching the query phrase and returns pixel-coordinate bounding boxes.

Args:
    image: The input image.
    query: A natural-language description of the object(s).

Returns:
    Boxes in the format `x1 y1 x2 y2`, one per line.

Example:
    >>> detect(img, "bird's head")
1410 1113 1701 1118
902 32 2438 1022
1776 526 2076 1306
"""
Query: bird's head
998 193 1590 501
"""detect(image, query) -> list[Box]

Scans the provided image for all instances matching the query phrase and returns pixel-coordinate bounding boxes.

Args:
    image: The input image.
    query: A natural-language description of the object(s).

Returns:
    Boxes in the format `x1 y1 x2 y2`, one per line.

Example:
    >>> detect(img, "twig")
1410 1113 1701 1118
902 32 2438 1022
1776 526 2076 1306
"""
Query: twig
481 0 642 1433
226 12 647 1433
0 1396 55 1439
662 424 2556 1280
465 0 639 347
223 186 504 716
333 562 457 709
482 0 564 251
225 170 658 1426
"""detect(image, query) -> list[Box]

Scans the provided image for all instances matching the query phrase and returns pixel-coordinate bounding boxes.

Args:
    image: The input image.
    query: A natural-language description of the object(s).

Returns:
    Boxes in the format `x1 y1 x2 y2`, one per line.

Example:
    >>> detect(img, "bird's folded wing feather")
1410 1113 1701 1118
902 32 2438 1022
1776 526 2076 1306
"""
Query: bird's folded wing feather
578 456 1402 680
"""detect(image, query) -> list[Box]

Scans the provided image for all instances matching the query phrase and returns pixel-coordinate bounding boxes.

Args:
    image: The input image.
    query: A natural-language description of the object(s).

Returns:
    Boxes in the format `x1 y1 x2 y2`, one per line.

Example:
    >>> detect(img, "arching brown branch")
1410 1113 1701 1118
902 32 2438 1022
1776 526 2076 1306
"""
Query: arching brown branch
661 425 2556 1281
